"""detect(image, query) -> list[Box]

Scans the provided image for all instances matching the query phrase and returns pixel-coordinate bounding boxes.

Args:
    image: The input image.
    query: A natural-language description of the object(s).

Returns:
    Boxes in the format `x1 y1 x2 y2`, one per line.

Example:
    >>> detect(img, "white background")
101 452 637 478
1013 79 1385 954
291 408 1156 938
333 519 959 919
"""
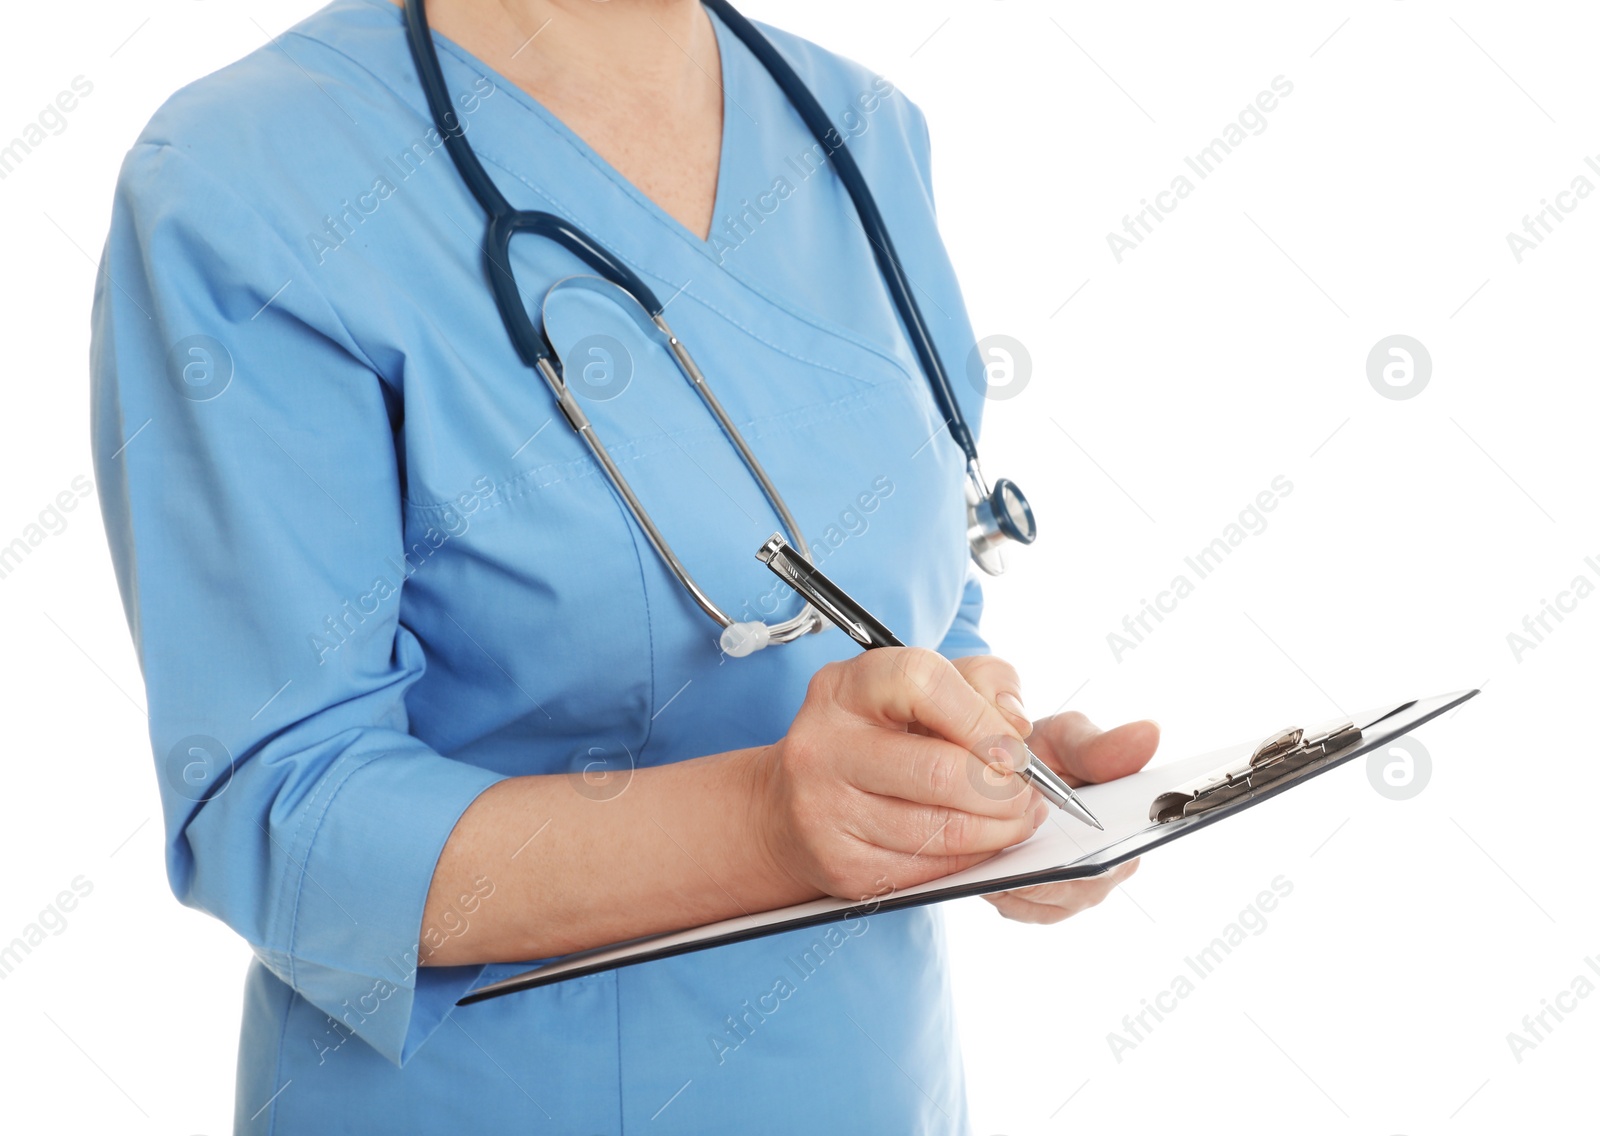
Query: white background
2 1 1595 1133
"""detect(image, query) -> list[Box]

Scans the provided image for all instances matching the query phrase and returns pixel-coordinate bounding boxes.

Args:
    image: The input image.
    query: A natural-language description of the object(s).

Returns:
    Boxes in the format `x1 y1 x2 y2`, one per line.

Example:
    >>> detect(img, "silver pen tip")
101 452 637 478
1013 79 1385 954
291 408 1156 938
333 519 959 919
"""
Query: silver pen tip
1026 751 1106 829
1064 788 1105 830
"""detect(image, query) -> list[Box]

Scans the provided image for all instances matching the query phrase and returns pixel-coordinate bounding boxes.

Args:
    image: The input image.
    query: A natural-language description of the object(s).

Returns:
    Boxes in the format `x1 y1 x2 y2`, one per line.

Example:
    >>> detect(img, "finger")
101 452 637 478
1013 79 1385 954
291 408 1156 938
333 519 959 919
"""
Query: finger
1045 713 1160 786
848 793 1046 860
1049 857 1139 902
1035 858 1139 899
1016 859 1141 909
983 891 1076 925
845 731 1035 820
833 648 1028 758
949 654 1032 736
875 848 1009 894
984 859 1140 917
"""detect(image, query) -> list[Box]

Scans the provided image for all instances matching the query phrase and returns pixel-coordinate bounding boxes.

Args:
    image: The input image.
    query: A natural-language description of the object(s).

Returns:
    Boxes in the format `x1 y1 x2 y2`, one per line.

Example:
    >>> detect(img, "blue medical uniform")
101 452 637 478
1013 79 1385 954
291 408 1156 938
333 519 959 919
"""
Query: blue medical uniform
91 1 994 1131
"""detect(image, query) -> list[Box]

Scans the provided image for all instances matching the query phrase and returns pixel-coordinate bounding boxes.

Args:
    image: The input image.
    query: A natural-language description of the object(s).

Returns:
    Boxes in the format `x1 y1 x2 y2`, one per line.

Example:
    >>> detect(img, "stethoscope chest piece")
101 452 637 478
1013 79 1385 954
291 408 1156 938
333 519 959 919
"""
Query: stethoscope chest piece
966 470 1036 576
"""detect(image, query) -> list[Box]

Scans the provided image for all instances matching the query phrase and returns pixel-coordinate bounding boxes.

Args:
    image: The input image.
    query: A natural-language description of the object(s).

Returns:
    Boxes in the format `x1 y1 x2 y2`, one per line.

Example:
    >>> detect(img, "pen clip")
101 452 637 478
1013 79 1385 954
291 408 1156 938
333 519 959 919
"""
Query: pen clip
756 534 900 649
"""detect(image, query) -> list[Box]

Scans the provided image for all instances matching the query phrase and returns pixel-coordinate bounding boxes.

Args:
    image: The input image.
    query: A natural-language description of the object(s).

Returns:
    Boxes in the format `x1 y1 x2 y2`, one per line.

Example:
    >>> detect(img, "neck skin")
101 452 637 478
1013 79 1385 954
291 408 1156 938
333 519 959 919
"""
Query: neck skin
390 0 725 237
412 0 711 98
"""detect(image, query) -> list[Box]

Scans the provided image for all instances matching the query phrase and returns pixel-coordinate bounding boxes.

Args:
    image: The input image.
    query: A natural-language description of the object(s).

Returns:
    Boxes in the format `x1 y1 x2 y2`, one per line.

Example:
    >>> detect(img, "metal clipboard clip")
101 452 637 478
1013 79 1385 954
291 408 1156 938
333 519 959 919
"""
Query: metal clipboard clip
1150 720 1364 823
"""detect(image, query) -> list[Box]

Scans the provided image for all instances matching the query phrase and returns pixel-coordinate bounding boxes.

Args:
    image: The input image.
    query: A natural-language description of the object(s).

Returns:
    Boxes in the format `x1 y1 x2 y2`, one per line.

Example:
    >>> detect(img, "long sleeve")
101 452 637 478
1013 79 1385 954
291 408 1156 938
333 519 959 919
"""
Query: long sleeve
90 141 507 1066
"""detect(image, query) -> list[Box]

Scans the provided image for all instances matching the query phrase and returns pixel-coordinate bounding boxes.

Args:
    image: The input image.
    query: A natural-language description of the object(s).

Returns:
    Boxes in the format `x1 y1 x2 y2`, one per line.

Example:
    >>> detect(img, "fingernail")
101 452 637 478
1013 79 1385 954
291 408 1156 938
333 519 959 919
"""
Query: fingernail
997 691 1028 723
1031 799 1049 827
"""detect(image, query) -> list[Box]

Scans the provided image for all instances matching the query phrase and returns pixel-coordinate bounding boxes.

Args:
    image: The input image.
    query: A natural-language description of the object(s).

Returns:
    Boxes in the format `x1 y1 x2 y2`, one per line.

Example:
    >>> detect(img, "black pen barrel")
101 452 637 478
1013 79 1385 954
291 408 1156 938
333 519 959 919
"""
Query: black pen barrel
756 534 903 649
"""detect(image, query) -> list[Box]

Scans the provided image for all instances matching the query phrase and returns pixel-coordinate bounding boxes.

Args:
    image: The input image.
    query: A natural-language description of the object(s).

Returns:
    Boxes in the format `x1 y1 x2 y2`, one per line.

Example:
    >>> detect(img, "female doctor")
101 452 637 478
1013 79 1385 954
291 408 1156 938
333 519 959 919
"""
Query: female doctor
90 0 1158 1131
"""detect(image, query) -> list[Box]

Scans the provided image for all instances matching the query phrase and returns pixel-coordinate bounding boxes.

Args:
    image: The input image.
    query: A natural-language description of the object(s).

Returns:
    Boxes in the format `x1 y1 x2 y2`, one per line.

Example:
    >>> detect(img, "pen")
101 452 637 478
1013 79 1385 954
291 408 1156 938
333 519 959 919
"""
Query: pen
755 533 1105 830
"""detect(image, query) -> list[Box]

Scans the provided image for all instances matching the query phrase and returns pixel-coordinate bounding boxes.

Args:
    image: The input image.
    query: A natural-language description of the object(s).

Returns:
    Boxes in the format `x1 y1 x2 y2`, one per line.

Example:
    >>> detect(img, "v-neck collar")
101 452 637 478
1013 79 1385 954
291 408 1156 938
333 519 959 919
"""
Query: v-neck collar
335 0 930 395
357 0 744 252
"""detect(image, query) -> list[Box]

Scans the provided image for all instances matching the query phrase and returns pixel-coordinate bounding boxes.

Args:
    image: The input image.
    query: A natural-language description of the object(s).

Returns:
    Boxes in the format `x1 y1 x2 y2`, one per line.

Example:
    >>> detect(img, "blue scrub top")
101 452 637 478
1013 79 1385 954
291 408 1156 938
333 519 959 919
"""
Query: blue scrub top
91 1 995 1131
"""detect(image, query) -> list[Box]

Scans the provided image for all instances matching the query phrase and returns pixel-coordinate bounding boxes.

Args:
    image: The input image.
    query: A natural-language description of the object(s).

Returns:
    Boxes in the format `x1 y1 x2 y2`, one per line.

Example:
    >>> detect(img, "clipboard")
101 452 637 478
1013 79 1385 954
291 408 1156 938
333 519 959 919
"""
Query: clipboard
459 688 1475 1005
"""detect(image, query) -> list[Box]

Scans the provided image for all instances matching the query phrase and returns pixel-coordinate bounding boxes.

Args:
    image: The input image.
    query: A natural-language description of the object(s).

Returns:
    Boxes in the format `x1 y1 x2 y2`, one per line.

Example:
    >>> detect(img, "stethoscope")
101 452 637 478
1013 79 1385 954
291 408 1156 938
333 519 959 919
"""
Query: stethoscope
401 0 1036 657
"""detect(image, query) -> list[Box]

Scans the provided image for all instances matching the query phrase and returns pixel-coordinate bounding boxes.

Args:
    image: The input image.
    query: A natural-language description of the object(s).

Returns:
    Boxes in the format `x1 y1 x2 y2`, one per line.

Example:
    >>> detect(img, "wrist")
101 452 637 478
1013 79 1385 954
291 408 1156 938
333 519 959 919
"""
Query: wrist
734 743 816 907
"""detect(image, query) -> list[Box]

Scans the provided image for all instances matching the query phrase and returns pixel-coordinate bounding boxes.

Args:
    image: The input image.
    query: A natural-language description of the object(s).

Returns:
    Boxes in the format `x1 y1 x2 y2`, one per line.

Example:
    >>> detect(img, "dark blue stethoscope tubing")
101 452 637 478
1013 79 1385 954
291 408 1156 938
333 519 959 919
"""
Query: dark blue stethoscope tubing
701 0 979 469
401 0 667 372
401 0 977 468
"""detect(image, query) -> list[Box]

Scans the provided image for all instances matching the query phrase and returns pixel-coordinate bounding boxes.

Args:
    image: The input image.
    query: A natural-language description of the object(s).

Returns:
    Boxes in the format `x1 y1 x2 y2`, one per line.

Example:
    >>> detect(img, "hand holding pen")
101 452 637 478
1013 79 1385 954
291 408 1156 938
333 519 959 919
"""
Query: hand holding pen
752 534 1160 916
749 640 1057 902
757 534 1105 827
